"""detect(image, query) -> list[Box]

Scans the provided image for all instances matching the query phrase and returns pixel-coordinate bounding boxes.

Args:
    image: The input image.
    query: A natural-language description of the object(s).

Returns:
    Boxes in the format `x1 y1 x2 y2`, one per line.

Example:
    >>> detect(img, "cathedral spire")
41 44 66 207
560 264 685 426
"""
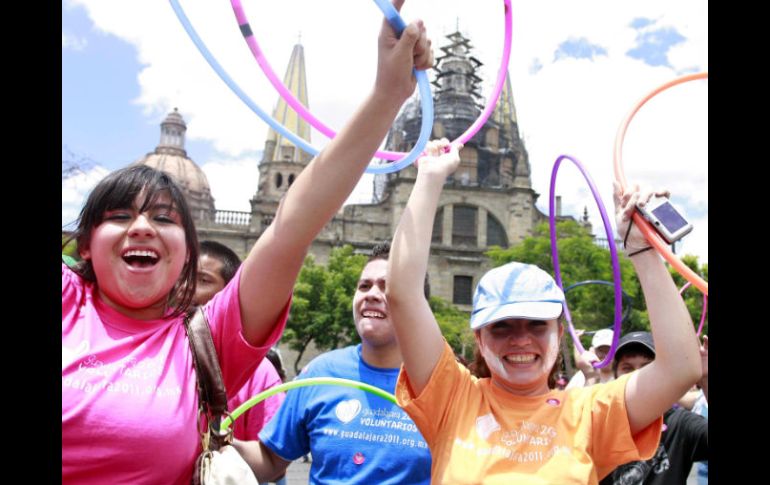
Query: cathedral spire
265 42 311 164
255 42 313 210
432 30 484 121
493 72 518 126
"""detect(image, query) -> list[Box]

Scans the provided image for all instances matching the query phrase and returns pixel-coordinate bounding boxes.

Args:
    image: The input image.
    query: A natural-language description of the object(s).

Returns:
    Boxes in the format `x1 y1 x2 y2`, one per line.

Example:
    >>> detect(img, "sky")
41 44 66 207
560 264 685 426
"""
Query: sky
62 0 707 263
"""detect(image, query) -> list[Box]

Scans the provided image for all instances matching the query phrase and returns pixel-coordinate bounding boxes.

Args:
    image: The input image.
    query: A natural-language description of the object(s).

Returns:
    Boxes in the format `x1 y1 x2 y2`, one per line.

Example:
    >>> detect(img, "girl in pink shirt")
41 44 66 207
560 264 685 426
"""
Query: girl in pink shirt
62 7 435 481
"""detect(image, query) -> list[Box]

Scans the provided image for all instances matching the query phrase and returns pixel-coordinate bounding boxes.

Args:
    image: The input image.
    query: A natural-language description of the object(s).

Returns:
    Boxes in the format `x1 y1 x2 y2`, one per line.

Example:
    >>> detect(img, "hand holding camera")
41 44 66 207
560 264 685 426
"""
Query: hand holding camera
613 182 693 256
635 194 693 244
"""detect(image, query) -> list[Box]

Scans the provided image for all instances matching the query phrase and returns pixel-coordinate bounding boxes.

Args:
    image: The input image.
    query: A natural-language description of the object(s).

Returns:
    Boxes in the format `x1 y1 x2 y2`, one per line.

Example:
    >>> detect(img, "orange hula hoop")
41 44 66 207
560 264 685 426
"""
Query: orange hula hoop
613 72 708 296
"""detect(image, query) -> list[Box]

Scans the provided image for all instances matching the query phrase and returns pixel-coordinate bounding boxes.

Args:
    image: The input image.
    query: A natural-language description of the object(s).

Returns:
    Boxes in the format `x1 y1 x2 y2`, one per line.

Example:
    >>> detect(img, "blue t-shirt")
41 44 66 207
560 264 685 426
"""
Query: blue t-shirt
259 345 431 484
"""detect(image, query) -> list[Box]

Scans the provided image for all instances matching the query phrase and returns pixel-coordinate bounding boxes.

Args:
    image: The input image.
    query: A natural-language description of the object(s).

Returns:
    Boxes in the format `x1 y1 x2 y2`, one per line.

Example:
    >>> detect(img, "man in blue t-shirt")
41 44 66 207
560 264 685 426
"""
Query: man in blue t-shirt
234 242 432 484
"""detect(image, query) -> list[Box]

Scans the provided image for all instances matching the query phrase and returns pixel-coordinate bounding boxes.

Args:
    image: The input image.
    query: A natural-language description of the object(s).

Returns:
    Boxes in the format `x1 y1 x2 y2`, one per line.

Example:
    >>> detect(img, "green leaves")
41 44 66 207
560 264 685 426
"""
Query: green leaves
669 254 708 336
430 296 474 361
62 236 80 260
284 245 367 373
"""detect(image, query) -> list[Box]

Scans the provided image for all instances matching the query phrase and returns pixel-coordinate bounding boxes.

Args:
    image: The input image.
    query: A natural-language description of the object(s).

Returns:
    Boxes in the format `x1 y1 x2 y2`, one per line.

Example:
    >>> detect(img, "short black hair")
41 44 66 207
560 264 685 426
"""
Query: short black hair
368 242 391 262
199 240 241 284
612 342 656 377
367 241 430 299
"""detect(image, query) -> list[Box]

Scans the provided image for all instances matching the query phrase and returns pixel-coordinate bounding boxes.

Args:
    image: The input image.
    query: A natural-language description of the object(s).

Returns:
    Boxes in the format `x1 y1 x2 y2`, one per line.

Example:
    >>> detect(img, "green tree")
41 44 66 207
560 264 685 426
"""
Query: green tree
430 296 473 362
668 254 708 337
283 245 367 374
62 235 80 266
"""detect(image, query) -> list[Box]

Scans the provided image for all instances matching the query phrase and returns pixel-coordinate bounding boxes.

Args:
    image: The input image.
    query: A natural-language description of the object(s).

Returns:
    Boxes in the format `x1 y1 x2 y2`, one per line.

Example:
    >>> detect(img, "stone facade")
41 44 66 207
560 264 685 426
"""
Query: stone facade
146 34 583 375
199 32 557 311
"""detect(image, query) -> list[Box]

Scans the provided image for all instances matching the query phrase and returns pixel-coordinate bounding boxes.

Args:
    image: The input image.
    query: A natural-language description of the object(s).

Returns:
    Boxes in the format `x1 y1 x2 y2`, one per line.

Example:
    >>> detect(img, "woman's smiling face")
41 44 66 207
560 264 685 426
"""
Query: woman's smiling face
476 318 563 396
80 190 188 320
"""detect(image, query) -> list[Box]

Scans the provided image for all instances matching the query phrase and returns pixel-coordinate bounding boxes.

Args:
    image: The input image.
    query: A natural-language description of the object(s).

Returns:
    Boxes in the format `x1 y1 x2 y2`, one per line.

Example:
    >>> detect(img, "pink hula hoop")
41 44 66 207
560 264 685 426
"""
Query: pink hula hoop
229 0 513 160
679 282 707 337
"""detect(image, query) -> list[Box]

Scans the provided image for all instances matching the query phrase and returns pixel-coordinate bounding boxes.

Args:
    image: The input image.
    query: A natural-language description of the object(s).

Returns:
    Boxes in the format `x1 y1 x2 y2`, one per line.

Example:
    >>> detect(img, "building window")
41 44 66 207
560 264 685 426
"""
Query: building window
452 205 477 246
453 275 473 305
275 173 283 188
288 174 295 186
487 213 508 248
432 207 443 244
485 127 499 148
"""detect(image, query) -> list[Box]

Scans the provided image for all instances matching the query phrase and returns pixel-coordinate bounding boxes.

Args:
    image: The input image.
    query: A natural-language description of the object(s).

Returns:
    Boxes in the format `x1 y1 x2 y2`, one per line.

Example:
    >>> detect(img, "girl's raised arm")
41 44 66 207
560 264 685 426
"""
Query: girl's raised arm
387 139 461 394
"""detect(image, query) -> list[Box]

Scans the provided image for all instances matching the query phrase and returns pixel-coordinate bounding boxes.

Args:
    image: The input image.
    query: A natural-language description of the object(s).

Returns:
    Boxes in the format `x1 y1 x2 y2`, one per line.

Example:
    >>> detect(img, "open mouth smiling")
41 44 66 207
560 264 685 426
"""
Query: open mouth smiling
362 310 386 319
122 249 160 268
503 353 537 364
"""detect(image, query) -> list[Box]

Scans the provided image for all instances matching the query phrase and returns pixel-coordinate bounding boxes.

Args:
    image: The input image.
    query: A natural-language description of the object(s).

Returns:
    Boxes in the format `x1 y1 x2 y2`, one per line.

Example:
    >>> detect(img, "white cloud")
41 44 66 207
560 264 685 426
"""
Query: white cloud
67 0 707 261
62 32 88 51
200 156 260 213
62 165 111 230
508 1 707 262
677 216 707 265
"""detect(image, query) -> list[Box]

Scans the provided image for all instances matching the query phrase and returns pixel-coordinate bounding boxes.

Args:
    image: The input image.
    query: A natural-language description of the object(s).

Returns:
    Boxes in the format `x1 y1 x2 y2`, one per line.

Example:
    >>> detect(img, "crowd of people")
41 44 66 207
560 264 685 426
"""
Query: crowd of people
62 1 708 483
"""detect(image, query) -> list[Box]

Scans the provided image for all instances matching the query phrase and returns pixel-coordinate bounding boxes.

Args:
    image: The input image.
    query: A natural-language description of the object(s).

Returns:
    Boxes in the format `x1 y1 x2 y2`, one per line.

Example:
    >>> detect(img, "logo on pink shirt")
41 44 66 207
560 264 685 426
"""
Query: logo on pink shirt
62 340 90 369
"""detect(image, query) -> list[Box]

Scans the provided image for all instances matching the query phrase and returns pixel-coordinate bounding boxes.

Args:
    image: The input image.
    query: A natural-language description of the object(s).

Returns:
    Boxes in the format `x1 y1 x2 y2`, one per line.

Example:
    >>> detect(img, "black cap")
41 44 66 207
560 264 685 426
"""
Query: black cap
614 331 656 360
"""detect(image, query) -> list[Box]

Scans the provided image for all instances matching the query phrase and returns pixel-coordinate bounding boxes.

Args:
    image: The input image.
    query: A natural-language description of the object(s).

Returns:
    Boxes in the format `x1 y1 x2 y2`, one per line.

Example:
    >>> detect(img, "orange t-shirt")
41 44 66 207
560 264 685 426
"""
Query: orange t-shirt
396 342 662 484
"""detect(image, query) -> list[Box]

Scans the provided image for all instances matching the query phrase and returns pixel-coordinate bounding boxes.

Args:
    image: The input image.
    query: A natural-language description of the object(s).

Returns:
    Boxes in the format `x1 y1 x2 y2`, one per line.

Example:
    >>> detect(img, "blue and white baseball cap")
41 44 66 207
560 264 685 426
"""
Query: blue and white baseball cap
470 262 565 330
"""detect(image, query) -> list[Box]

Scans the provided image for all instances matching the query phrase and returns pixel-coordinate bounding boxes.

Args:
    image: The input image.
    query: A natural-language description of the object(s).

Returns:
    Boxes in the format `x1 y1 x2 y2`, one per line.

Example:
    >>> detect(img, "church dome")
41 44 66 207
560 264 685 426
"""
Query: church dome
133 108 216 222
137 151 212 195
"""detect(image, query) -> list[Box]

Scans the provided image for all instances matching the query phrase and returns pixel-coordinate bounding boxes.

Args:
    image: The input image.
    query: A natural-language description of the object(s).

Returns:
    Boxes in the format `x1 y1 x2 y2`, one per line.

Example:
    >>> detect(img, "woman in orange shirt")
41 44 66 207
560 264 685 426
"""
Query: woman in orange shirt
386 139 702 484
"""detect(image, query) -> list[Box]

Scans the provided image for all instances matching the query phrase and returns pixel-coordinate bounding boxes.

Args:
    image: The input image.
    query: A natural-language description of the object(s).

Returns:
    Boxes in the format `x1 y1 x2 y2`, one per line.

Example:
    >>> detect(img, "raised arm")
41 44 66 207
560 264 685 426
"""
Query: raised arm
238 0 434 345
565 350 599 390
387 139 461 394
615 182 702 434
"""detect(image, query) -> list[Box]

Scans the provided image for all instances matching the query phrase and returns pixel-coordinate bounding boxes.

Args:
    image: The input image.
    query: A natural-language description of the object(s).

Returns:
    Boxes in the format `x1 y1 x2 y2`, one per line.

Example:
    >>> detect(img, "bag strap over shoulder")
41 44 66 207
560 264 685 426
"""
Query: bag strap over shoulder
184 307 228 417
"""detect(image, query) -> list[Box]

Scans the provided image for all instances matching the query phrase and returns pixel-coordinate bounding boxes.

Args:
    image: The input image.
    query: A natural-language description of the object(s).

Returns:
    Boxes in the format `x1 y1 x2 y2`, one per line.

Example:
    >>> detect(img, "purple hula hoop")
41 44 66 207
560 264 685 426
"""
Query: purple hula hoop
229 0 513 160
679 282 708 337
549 155 624 369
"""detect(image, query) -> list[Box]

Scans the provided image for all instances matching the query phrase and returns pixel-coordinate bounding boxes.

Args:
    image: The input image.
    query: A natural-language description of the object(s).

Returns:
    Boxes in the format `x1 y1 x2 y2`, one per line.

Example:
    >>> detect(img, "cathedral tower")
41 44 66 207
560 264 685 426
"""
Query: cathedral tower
371 29 544 307
250 42 313 232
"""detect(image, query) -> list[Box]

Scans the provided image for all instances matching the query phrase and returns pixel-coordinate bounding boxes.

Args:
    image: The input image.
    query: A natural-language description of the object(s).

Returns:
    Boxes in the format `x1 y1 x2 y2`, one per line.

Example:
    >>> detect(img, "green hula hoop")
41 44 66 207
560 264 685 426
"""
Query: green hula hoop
62 254 78 267
220 377 398 432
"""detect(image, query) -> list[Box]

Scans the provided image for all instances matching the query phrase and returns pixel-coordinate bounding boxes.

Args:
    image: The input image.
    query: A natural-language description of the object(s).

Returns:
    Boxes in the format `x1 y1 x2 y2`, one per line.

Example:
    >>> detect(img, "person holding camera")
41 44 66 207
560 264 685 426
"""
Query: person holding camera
384 140 702 483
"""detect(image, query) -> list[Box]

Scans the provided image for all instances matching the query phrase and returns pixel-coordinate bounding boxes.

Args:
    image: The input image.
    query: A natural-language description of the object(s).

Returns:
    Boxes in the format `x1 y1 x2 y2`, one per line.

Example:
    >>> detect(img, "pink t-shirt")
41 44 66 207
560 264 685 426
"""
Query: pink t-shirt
228 358 286 441
62 264 289 485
